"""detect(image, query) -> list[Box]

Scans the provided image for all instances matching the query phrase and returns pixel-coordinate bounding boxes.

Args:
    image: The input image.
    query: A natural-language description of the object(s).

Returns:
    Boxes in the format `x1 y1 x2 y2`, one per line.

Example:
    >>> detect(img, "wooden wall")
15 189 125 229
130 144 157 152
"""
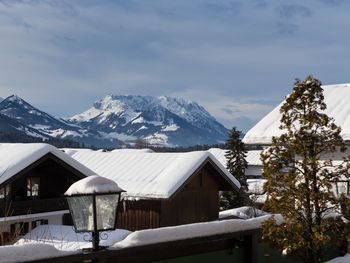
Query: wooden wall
160 166 220 227
117 200 161 231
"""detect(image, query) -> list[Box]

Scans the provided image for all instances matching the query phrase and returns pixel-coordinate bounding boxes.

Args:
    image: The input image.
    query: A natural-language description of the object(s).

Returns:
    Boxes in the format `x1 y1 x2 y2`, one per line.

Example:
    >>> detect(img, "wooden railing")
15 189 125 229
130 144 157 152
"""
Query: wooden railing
0 197 67 217
23 228 260 263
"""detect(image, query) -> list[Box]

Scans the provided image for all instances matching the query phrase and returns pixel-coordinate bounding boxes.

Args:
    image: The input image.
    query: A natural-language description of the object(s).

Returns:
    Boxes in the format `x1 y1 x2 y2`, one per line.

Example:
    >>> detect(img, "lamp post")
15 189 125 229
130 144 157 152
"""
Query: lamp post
65 175 125 251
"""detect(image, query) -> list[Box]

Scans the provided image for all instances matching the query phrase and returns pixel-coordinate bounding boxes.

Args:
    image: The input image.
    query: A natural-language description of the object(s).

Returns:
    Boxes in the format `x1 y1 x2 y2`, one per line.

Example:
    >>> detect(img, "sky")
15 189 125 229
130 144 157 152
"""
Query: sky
0 0 349 132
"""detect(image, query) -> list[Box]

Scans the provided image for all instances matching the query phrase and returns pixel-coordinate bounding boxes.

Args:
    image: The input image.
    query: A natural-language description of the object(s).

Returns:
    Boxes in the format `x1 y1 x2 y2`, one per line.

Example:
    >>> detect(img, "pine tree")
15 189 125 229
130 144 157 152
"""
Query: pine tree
220 127 248 209
261 76 350 263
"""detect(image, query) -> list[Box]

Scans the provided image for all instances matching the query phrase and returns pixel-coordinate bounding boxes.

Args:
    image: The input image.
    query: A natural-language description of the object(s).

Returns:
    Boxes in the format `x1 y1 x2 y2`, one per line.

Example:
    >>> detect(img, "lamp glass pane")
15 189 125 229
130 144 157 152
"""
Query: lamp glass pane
67 196 94 232
96 194 119 231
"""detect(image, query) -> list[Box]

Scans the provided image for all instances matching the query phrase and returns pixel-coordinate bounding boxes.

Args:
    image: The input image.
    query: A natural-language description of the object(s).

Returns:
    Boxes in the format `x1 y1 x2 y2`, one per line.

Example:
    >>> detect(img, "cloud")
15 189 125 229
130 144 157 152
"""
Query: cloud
0 0 350 131
277 5 312 19
318 0 345 6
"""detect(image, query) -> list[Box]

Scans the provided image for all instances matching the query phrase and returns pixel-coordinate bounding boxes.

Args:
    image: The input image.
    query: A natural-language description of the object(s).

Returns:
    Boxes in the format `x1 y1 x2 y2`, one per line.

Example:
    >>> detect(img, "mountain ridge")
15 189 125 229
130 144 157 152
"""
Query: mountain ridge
0 94 229 148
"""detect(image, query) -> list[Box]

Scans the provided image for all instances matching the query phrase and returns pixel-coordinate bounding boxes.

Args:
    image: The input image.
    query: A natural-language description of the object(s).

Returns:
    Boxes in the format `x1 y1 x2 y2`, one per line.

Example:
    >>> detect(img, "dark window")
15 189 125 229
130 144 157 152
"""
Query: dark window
27 177 40 197
0 185 10 199
22 222 29 235
63 213 73 226
10 222 29 236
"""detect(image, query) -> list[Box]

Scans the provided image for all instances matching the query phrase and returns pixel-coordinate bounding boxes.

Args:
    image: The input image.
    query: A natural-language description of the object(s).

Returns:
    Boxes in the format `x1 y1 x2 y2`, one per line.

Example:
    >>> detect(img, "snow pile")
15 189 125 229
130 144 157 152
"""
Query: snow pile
65 175 124 195
66 150 240 199
113 215 282 248
247 179 266 194
326 254 350 263
17 225 131 251
219 206 268 219
0 243 75 263
0 143 95 185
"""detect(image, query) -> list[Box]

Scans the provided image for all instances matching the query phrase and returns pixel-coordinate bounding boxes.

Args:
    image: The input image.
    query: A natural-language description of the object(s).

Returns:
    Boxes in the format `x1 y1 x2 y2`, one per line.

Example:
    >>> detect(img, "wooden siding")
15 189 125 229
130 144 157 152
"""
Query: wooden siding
117 200 161 231
160 166 220 227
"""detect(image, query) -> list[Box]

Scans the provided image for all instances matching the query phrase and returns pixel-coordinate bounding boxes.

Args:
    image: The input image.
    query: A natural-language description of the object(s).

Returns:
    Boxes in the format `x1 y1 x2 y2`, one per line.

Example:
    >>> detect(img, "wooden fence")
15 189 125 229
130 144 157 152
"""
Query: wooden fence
25 228 261 263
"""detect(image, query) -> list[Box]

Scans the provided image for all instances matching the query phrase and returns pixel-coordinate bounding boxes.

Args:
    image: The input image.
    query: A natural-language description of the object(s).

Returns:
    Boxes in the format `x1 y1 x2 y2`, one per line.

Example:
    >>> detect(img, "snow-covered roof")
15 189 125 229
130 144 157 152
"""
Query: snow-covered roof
0 143 95 186
207 148 263 167
243 83 350 144
64 149 241 199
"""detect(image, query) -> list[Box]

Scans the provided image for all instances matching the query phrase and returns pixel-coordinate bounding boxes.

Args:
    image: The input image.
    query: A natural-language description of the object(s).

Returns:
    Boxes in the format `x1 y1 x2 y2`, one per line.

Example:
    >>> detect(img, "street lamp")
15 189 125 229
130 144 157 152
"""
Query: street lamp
65 175 125 251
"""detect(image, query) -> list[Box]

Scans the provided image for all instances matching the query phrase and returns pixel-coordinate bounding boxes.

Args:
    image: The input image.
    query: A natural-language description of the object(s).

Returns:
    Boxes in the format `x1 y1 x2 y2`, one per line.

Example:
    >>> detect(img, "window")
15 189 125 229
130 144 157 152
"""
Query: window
0 185 10 199
10 222 29 236
27 177 40 197
333 181 350 197
31 219 48 229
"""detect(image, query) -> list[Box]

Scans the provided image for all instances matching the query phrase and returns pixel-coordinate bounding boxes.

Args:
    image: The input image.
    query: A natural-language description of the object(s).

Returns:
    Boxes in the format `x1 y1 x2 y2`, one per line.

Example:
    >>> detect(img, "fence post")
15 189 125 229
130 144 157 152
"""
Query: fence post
244 232 258 263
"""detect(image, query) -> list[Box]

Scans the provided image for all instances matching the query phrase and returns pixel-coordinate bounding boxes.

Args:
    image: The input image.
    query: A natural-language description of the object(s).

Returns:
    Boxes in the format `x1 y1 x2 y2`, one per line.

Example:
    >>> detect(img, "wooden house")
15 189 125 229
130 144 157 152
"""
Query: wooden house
0 143 95 244
65 149 241 231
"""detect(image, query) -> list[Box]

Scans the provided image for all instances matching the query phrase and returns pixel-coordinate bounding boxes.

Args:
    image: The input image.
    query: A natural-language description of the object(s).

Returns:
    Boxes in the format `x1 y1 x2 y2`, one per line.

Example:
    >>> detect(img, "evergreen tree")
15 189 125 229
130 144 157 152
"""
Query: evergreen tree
261 76 350 263
220 127 248 209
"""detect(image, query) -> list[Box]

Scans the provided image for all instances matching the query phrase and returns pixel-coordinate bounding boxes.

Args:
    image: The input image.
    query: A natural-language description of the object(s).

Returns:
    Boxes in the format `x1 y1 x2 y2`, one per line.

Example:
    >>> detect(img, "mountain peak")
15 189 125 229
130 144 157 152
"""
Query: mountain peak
4 94 25 104
68 94 228 147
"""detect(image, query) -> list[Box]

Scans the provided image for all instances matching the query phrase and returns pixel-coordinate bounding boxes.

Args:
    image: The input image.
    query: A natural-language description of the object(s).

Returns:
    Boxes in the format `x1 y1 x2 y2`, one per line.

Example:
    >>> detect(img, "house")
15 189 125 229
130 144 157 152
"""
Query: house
0 143 95 244
242 83 350 196
64 149 241 231
207 148 266 204
208 148 263 178
242 83 350 145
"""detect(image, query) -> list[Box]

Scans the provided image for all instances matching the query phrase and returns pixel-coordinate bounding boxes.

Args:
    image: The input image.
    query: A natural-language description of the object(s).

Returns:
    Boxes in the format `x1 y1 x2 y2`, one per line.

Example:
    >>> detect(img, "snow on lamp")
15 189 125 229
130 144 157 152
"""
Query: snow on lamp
65 175 125 251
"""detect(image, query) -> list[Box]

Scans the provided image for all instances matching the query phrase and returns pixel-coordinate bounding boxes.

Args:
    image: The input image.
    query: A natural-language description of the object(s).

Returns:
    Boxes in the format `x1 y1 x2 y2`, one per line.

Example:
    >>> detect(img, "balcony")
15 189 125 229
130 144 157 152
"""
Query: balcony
0 197 68 218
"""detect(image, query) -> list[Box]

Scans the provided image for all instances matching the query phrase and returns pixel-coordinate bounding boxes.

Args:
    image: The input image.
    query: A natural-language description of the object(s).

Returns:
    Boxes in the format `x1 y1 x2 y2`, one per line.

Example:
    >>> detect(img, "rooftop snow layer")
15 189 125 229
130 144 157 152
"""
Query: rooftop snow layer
208 148 263 166
243 83 350 144
64 149 241 199
0 143 95 186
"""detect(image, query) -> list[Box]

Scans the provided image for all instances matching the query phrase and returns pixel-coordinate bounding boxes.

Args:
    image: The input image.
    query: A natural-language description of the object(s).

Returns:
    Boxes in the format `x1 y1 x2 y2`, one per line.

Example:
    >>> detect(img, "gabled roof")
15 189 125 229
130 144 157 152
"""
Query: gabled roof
207 148 263 167
64 149 241 199
243 83 350 145
0 143 95 186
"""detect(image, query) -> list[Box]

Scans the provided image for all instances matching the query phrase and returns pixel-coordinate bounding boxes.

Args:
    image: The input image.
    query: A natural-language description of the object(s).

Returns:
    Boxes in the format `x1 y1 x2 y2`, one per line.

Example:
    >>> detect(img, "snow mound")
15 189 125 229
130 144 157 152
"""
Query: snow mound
16 225 131 251
113 215 282 248
0 243 75 263
219 206 268 219
65 175 124 195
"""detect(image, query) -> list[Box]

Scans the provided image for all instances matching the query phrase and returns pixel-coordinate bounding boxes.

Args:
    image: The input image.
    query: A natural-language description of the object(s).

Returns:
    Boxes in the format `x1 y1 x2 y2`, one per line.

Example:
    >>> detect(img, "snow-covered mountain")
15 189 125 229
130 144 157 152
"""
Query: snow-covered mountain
0 94 229 147
0 95 83 139
68 95 228 147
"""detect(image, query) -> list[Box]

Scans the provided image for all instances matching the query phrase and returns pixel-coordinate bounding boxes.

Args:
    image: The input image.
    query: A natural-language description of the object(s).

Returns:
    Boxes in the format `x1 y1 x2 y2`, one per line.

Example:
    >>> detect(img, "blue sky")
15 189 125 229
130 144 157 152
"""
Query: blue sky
0 0 349 131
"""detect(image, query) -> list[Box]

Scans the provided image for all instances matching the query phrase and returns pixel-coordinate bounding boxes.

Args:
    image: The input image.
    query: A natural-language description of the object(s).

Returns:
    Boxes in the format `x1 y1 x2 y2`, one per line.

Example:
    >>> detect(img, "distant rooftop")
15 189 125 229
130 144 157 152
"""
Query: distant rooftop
243 83 350 145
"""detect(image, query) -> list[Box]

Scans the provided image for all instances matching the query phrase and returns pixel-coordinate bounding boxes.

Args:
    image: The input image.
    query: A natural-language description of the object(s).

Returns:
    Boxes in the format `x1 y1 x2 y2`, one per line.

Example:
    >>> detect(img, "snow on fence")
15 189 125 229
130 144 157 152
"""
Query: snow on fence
1 214 283 263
